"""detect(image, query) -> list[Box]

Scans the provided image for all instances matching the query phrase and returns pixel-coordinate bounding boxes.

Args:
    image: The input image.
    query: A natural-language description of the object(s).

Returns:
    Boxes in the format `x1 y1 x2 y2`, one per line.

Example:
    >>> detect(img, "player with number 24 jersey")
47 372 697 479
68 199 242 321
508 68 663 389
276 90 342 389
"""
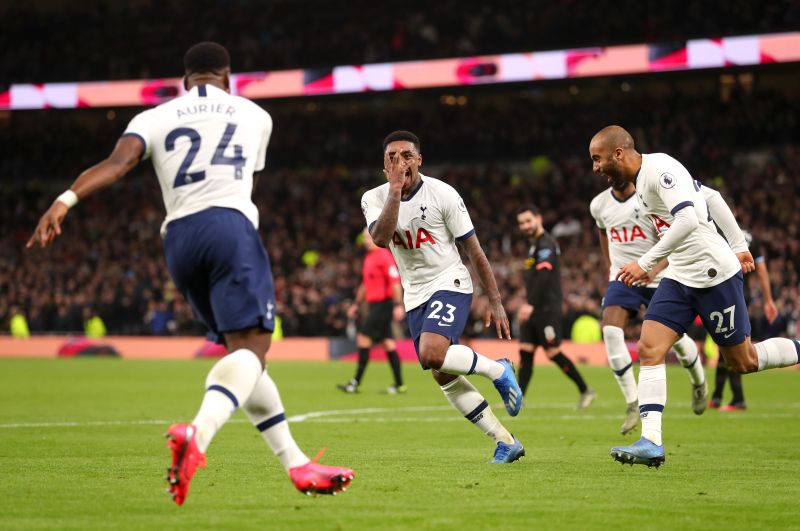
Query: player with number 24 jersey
123 83 271 235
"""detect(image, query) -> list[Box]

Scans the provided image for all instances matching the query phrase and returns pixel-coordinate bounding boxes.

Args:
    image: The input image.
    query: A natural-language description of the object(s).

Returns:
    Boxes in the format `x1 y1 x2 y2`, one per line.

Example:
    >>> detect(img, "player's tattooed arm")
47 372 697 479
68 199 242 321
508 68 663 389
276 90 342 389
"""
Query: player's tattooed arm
370 151 409 247
459 234 511 339
27 135 143 249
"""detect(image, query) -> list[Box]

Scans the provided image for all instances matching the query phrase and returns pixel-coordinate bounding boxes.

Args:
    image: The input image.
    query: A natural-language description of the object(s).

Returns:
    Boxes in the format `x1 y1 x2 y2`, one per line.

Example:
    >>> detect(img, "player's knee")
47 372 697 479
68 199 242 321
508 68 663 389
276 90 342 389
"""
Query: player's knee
419 347 444 369
636 338 664 364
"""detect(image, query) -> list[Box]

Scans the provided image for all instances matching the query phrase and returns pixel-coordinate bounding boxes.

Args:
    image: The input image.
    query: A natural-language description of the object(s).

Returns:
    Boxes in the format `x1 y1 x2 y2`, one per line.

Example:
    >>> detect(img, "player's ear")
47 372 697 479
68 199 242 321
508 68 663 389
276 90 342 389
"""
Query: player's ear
418 153 423 167
183 76 189 91
223 68 231 93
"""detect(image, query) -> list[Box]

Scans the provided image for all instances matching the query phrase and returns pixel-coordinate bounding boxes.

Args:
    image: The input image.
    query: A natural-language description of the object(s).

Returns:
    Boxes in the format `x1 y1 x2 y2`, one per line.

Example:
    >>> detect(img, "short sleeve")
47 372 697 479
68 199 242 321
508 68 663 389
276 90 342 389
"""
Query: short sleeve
255 111 272 172
589 196 605 229
535 237 557 267
653 165 697 216
121 110 153 160
444 189 475 241
361 190 383 230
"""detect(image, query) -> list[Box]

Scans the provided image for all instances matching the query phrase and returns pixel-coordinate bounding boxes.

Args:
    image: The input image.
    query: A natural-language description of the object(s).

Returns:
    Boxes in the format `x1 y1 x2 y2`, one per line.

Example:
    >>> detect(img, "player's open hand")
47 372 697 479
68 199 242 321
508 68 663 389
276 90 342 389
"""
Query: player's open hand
736 251 755 274
485 299 511 339
26 201 69 249
383 150 410 191
616 261 648 287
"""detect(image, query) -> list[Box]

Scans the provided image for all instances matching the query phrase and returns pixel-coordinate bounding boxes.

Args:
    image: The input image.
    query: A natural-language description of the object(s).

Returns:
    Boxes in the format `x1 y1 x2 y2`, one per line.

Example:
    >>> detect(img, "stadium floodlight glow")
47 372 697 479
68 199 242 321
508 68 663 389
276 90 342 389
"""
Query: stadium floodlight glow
2 32 798 110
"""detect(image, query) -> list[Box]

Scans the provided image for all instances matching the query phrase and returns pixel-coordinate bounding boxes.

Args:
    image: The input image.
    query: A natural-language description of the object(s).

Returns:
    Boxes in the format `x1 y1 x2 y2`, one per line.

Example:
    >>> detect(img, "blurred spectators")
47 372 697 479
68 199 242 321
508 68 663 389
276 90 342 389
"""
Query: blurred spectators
1 74 798 339
3 0 799 84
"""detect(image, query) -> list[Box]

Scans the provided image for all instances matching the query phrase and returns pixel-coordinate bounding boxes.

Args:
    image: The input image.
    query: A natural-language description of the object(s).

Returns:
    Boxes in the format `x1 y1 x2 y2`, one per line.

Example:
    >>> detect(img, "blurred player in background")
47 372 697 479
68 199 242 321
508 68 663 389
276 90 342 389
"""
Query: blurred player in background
709 226 779 411
362 130 525 464
590 177 710 434
27 42 353 503
516 206 596 409
338 228 406 394
590 126 800 468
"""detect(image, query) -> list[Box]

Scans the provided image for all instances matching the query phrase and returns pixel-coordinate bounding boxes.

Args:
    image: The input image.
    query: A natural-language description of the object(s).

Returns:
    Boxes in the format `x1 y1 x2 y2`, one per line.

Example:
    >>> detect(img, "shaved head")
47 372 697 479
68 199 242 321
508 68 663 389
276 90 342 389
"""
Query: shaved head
591 125 635 152
589 125 642 188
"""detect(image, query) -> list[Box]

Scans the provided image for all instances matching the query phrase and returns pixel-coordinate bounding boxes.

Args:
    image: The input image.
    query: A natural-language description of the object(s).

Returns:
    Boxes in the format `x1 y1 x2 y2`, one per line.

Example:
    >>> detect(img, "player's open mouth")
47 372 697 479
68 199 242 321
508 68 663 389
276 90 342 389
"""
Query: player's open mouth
405 169 412 178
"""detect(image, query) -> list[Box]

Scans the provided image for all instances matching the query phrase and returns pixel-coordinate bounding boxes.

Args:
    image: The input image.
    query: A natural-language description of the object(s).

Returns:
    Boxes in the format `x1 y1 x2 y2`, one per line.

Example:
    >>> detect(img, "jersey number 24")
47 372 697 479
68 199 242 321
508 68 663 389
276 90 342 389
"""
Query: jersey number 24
165 123 246 188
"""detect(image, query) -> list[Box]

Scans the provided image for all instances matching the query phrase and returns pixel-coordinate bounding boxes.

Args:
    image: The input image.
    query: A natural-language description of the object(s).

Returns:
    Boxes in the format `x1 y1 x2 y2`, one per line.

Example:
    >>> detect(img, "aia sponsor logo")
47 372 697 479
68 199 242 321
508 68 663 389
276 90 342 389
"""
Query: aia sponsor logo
651 215 671 234
609 225 647 243
392 227 436 249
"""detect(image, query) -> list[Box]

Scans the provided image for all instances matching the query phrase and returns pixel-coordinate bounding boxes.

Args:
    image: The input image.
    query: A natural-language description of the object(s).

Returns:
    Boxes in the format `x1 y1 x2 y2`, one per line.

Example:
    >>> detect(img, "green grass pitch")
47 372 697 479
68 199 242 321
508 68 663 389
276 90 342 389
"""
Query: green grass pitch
0 358 798 530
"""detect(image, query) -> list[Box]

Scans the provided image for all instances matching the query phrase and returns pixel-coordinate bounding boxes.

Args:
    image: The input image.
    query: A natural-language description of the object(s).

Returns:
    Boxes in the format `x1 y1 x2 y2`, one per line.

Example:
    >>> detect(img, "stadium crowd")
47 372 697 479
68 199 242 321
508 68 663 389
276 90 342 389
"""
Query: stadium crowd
3 0 799 83
1 74 798 339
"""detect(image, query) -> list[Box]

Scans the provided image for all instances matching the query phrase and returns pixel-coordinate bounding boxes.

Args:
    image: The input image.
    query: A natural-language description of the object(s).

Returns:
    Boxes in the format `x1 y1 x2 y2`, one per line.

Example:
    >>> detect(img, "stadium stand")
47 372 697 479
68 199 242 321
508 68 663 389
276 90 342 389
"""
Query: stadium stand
2 68 798 338
2 0 799 82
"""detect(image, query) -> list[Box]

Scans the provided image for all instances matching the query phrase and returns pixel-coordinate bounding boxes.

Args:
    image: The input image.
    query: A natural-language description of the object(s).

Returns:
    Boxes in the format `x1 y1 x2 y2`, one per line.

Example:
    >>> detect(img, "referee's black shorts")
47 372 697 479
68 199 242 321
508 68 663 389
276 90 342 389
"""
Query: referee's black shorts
519 308 563 348
359 299 394 342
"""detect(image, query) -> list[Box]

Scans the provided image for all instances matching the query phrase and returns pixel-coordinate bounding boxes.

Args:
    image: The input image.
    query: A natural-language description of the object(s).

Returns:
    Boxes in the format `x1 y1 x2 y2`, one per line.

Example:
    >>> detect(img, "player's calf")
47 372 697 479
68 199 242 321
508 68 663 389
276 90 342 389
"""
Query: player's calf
734 338 800 373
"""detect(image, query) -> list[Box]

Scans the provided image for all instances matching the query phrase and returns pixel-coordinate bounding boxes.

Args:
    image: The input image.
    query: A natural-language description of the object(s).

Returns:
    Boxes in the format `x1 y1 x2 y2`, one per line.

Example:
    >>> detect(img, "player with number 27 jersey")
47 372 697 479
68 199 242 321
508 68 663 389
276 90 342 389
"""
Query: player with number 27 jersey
123 84 271 235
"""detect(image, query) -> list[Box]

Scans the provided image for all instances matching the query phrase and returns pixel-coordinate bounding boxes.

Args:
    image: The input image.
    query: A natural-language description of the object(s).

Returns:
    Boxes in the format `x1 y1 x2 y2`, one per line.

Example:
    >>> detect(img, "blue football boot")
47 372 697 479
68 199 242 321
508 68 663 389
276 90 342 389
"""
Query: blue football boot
610 437 665 468
493 358 523 416
490 435 525 464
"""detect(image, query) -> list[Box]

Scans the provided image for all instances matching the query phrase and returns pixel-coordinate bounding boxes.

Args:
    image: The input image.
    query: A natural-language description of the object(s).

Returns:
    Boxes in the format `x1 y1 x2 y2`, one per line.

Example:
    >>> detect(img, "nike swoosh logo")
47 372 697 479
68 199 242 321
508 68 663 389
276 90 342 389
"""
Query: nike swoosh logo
723 330 736 338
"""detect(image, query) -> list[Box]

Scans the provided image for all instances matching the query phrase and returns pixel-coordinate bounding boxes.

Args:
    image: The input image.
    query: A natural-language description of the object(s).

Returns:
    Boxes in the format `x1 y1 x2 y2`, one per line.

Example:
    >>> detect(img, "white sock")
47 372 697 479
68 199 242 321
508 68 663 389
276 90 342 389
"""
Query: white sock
755 338 800 371
243 370 309 471
441 376 514 444
440 344 504 380
638 364 666 446
673 334 705 386
191 349 262 453
602 326 637 404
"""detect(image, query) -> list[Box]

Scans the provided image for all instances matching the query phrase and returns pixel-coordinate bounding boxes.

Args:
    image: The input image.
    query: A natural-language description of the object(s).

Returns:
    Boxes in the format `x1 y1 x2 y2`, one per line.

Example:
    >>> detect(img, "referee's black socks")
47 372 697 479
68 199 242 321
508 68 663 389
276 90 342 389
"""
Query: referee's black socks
518 349 535 396
550 352 588 394
354 347 370 384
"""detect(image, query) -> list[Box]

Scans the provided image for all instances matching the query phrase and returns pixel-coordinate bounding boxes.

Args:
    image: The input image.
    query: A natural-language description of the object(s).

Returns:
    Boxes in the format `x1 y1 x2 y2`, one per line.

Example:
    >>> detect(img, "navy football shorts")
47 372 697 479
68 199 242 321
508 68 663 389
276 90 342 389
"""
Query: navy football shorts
406 290 472 369
163 207 276 342
644 272 750 347
602 280 657 313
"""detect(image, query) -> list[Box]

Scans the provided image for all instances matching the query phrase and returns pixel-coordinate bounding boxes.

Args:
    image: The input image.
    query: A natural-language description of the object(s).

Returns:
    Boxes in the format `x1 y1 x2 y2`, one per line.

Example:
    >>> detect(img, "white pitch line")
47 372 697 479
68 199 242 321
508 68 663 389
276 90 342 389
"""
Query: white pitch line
286 405 450 422
0 406 453 430
0 404 797 429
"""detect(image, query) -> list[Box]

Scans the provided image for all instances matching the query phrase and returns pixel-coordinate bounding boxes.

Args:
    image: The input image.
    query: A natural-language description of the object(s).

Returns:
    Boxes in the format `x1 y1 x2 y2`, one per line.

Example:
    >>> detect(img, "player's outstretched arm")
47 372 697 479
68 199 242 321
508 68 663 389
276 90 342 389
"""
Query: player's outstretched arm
756 260 778 323
459 234 511 339
27 136 143 249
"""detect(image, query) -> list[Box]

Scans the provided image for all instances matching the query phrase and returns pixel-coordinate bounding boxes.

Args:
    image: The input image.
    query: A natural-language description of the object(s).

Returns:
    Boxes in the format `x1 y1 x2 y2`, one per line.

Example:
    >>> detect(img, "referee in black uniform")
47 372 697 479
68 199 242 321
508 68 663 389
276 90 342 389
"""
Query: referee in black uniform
516 205 596 409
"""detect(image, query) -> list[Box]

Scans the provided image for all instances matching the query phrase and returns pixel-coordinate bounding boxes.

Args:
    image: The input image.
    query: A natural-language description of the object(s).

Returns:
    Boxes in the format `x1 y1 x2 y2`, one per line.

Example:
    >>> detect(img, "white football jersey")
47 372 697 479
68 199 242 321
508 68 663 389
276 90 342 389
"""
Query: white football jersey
122 84 272 235
361 175 474 311
636 153 740 288
590 187 664 288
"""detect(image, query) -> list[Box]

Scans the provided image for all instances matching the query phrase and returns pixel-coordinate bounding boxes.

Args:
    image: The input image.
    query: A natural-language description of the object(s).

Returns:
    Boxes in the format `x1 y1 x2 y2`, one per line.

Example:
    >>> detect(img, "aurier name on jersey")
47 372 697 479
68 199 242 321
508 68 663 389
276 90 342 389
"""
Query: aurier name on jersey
122 84 272 235
635 153 740 288
361 175 474 311
590 187 662 288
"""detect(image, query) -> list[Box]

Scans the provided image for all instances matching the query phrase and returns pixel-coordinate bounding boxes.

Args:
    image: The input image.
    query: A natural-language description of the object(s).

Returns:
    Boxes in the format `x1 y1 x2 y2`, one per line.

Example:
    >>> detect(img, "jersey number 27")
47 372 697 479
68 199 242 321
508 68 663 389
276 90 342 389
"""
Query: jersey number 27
165 123 246 188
